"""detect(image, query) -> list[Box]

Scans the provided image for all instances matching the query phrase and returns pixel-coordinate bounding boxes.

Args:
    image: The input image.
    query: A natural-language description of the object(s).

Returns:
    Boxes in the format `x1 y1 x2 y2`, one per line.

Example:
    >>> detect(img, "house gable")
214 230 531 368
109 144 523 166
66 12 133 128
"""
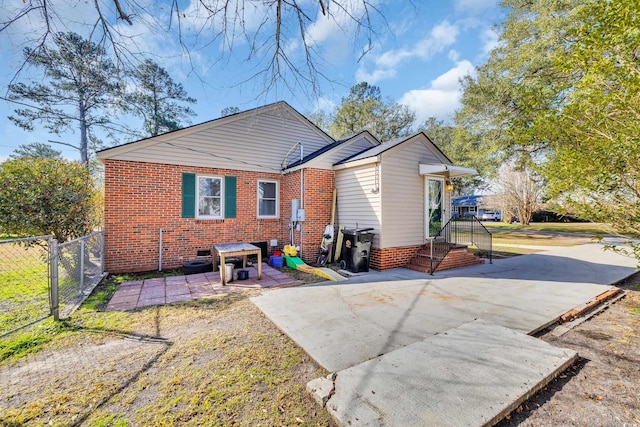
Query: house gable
378 135 451 249
97 102 335 173
334 132 451 170
284 130 380 172
379 133 450 165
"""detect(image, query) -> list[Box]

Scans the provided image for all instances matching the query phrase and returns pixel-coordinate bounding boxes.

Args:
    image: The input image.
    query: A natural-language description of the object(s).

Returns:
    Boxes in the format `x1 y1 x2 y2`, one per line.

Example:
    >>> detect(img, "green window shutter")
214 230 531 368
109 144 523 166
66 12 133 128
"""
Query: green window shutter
225 176 237 218
182 173 196 218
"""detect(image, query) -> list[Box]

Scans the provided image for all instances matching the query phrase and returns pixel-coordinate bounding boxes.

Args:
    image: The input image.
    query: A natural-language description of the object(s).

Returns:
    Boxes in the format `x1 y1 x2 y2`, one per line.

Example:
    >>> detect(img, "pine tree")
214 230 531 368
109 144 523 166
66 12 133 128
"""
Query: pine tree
8 32 123 164
127 59 197 137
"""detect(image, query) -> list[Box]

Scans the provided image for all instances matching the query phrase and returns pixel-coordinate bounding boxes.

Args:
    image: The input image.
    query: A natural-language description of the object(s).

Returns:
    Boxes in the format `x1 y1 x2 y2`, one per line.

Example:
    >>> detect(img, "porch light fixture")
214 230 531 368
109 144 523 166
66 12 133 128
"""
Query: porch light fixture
445 181 454 192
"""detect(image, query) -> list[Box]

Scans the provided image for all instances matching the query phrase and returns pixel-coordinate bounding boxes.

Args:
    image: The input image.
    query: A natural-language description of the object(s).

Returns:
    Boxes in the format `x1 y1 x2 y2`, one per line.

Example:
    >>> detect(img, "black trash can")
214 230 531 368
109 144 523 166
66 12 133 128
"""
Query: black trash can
340 228 374 273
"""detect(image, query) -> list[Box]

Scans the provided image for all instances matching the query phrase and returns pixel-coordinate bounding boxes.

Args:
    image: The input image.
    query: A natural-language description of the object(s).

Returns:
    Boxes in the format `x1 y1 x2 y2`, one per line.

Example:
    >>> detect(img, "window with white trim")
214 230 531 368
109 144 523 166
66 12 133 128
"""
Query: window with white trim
257 180 279 218
197 176 223 218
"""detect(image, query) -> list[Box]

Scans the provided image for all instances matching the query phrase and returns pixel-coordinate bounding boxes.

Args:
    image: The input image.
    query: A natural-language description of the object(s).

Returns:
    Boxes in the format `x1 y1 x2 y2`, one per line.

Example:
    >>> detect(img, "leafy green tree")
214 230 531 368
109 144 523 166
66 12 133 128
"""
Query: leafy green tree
306 109 333 134
0 158 100 242
127 59 197 137
7 32 123 164
542 0 640 238
455 0 581 168
418 117 489 194
329 82 415 141
9 142 61 159
457 0 639 259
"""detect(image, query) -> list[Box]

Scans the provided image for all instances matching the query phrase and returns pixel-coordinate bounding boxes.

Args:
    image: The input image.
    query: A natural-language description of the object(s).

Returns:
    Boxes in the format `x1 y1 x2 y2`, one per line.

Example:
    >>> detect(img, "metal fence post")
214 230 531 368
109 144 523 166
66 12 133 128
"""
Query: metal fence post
50 239 60 321
100 229 105 275
79 238 85 292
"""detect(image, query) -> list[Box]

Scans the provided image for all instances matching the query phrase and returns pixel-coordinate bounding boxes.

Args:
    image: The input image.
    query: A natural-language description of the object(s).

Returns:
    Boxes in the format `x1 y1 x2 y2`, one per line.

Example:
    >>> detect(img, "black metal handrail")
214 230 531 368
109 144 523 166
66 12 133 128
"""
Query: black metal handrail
428 215 492 274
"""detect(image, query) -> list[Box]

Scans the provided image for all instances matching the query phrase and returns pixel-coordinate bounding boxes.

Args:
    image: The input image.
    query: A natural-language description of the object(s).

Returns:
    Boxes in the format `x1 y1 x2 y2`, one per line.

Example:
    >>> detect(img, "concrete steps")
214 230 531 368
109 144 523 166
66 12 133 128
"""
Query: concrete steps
406 245 484 274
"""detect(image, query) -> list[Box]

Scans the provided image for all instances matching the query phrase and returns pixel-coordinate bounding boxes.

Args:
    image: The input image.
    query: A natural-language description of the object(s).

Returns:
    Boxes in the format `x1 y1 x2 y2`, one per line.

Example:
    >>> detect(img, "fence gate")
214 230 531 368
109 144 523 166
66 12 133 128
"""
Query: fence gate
0 235 53 337
0 231 105 337
55 231 106 319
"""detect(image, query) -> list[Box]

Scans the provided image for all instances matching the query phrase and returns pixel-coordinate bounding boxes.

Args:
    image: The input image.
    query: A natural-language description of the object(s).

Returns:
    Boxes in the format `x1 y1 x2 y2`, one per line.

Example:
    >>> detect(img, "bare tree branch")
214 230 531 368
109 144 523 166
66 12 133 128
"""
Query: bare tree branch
1 0 387 99
48 139 79 150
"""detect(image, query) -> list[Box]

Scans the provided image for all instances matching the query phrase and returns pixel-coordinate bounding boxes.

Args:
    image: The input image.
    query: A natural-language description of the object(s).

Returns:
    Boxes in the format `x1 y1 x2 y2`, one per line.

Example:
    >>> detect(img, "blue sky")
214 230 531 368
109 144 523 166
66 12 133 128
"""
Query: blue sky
0 0 503 161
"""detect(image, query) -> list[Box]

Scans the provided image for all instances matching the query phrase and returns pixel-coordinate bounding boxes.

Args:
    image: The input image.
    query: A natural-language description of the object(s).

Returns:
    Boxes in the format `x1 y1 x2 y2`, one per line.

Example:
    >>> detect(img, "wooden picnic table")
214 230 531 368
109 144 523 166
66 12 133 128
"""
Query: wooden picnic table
212 242 262 285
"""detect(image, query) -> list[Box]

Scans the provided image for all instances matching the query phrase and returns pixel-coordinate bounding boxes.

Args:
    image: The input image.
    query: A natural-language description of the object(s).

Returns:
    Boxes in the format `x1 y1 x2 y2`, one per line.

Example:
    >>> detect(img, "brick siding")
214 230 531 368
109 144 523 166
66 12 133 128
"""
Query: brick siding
432 248 484 272
370 245 422 270
103 159 334 273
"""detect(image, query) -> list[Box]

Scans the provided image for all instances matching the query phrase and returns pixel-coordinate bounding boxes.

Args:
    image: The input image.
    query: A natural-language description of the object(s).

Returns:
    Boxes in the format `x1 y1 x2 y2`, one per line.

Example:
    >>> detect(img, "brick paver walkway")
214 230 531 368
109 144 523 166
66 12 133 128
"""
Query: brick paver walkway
106 263 297 311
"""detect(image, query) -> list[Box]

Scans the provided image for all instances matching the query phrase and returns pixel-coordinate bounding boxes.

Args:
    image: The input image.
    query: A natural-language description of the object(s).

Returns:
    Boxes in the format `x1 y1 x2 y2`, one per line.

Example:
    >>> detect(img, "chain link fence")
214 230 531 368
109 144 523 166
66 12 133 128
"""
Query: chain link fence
0 236 53 336
0 231 105 337
56 231 105 318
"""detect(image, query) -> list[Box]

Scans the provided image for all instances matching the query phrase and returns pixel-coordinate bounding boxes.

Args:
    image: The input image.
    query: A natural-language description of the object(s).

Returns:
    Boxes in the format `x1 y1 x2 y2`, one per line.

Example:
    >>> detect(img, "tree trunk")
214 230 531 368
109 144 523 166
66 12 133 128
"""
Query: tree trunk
79 99 88 165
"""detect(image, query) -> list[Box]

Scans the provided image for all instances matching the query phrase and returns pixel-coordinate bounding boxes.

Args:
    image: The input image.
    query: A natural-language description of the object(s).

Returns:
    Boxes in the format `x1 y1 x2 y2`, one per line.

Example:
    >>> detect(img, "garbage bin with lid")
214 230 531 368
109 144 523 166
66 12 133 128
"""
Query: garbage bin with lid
340 228 374 273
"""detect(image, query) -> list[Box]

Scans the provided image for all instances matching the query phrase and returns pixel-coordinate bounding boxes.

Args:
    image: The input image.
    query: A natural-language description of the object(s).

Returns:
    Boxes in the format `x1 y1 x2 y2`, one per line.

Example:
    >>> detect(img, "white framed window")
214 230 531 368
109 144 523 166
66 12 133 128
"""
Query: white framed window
197 175 223 218
257 180 279 218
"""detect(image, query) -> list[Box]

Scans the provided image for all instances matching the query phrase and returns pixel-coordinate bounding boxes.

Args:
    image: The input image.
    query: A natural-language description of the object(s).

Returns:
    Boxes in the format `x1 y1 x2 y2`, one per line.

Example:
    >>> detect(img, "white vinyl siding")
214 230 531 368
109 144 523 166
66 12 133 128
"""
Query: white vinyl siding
335 164 382 248
99 105 332 172
381 140 445 248
309 135 379 169
257 180 279 218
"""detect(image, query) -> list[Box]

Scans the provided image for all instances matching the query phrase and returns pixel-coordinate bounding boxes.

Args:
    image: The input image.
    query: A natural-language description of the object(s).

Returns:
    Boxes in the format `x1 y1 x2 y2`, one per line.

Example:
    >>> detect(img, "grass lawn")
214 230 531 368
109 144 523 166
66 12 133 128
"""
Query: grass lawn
486 221 611 235
0 242 51 336
491 231 594 247
0 272 336 426
473 227 597 258
491 246 540 256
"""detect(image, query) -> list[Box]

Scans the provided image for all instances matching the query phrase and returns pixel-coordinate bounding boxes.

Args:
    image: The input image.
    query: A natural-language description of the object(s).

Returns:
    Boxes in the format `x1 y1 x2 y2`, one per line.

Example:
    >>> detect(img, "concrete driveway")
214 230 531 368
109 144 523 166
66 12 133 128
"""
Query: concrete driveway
253 243 636 372
251 243 638 426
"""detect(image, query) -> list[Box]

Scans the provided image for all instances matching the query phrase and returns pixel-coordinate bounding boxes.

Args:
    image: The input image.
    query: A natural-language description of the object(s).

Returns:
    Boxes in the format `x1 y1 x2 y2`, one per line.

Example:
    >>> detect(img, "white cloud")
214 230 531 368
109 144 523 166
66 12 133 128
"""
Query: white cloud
448 49 460 61
304 0 379 47
355 20 459 84
305 13 342 46
181 0 268 36
0 0 97 39
313 96 337 113
399 60 476 122
426 20 460 50
480 27 500 55
384 20 458 68
375 48 413 69
355 67 397 83
431 60 475 90
300 0 384 66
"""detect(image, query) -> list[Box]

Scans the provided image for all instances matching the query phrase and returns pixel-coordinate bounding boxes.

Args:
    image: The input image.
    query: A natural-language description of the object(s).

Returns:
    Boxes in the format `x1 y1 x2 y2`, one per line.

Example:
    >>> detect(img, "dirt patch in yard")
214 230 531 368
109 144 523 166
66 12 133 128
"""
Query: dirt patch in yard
0 291 336 426
496 274 640 427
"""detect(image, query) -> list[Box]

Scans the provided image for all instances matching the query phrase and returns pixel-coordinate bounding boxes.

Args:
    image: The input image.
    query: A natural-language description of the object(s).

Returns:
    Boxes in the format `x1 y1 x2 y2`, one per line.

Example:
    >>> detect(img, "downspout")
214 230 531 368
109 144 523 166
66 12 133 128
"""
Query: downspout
158 228 163 271
299 143 304 259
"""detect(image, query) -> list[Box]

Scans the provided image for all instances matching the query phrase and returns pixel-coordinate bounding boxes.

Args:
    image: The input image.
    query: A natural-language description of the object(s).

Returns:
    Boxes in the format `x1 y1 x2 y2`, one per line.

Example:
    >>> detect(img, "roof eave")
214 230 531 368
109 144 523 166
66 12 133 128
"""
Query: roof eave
333 156 380 170
419 164 478 178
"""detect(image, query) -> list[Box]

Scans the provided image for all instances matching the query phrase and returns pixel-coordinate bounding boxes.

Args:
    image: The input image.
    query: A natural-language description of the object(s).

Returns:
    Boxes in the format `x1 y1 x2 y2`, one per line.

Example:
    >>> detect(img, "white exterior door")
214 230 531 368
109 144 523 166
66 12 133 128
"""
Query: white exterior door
425 177 444 238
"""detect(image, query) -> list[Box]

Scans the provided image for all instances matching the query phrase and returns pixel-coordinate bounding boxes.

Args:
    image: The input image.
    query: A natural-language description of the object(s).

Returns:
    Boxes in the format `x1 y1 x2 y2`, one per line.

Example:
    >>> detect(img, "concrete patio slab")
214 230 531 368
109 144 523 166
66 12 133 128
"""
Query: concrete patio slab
252 243 636 372
308 319 578 427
